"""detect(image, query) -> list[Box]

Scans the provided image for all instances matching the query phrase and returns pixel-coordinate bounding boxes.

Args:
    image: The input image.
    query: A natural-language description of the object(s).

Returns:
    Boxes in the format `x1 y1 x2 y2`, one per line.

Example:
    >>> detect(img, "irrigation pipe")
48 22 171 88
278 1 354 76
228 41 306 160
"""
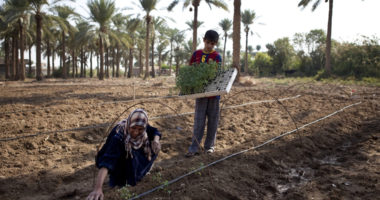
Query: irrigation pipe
129 101 362 200
0 95 301 142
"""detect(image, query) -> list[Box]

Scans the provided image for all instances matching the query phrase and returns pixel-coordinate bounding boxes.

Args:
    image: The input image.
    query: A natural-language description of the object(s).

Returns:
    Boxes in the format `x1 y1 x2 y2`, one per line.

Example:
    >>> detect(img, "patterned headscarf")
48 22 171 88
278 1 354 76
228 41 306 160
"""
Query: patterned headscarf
121 109 152 161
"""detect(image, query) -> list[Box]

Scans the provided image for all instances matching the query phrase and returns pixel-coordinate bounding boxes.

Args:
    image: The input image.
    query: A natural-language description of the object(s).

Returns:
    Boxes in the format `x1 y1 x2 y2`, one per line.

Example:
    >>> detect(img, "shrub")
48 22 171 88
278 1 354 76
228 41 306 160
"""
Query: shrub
252 52 273 76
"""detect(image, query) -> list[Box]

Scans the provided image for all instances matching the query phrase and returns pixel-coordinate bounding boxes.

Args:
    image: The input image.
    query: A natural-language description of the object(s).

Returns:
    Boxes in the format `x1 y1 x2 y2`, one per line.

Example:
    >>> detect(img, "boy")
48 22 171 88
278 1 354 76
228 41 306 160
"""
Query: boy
186 30 222 157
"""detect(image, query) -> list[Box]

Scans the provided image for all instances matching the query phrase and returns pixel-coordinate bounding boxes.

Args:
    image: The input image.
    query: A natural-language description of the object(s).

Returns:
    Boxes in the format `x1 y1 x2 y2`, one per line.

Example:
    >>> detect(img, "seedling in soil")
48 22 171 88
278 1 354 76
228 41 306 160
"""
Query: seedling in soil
118 185 135 200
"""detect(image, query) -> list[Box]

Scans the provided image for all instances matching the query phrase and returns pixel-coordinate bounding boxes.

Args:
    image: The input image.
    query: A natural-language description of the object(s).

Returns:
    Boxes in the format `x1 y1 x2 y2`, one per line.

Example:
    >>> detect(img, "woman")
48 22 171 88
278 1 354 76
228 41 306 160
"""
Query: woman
87 109 161 200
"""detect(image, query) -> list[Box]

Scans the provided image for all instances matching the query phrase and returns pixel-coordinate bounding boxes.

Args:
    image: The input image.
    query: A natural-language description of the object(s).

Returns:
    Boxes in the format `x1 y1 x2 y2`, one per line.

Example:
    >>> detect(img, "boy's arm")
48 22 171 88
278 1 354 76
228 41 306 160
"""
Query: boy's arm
216 53 222 63
189 51 197 65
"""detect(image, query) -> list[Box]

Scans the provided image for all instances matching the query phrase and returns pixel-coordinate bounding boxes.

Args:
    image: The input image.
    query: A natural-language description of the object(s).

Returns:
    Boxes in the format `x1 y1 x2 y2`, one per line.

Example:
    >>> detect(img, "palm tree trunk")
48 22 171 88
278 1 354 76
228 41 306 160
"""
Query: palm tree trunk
28 44 32 76
62 31 66 79
90 50 93 78
47 39 51 77
15 35 20 80
99 35 104 80
233 0 241 80
222 32 227 68
325 0 333 75
175 56 180 76
139 49 143 76
52 49 55 76
112 48 115 77
151 34 155 78
12 36 16 80
72 51 75 78
97 52 99 78
36 13 42 81
244 29 249 73
80 47 84 77
169 42 173 75
128 48 133 78
5 37 10 80
158 51 162 76
15 35 19 80
19 20 25 81
192 0 200 52
105 47 109 78
116 47 120 77
124 53 127 77
144 15 151 79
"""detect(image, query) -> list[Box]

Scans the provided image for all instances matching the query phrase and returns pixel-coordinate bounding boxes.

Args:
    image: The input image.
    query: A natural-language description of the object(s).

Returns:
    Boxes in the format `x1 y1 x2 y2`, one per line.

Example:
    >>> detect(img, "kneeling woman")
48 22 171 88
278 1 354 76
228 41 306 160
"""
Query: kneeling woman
87 109 161 200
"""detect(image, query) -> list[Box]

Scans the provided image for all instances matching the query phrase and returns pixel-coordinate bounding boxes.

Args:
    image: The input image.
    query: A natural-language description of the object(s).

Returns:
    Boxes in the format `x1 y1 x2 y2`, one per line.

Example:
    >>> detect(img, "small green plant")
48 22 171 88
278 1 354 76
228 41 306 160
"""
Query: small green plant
151 172 171 195
176 62 219 95
190 162 205 176
118 185 135 200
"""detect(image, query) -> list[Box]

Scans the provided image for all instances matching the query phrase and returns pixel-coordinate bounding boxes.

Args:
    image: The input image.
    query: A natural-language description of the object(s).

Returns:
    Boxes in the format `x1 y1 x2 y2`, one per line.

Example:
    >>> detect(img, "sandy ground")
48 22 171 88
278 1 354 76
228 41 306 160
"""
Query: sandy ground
0 76 379 200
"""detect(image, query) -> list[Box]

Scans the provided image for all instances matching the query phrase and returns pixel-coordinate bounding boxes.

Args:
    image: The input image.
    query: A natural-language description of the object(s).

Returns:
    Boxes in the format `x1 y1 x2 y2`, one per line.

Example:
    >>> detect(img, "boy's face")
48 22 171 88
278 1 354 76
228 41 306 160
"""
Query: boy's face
203 39 217 52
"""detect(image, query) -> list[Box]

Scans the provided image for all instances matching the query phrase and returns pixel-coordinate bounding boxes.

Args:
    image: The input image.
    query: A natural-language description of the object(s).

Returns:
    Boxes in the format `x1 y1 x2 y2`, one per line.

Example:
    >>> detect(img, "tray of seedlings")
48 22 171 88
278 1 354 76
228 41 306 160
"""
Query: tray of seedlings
176 62 237 99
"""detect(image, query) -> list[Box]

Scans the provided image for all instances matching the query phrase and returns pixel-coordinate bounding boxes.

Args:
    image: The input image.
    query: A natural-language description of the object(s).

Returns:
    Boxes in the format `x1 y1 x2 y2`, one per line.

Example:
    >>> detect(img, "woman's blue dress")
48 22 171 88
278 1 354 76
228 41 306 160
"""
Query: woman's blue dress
95 124 161 186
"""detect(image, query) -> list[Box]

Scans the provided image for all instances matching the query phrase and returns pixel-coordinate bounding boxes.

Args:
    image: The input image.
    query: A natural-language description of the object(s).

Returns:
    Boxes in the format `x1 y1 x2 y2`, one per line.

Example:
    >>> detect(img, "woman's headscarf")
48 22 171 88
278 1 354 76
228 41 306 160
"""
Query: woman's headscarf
116 109 152 161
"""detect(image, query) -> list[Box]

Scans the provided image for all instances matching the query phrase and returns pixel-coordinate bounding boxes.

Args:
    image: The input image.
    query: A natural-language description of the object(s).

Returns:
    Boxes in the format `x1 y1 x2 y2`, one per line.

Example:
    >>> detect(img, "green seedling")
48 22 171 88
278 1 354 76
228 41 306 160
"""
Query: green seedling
176 62 219 95
118 185 135 200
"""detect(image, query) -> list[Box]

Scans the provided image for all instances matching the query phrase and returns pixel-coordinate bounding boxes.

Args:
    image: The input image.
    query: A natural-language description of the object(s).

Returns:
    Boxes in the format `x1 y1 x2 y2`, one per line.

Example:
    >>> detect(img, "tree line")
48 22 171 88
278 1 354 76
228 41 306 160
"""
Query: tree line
245 30 380 79
1 0 377 81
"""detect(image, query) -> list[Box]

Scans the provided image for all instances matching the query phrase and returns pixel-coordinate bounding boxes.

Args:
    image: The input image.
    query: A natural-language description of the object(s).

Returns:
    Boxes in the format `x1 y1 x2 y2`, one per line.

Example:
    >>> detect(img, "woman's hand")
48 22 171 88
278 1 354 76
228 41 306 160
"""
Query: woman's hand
87 168 108 200
151 136 161 154
86 188 104 200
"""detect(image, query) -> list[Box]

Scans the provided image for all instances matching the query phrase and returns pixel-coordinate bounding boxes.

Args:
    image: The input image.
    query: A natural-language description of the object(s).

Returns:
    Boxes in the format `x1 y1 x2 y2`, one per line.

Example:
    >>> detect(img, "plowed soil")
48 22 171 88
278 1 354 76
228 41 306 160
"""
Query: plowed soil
0 76 379 200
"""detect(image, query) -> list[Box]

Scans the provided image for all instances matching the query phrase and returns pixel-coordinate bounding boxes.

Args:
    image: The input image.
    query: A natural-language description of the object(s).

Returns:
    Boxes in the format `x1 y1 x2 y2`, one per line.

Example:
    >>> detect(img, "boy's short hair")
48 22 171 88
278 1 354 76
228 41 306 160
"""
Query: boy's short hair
204 30 219 43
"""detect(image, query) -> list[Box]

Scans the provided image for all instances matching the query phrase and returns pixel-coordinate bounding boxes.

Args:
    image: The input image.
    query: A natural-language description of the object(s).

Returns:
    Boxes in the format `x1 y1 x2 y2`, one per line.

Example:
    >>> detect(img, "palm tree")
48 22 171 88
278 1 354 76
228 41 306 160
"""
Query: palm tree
3 0 30 80
76 22 92 77
42 20 58 78
29 0 51 81
111 13 131 78
168 0 228 52
173 31 185 75
0 6 12 80
166 28 181 75
232 0 241 79
185 19 204 31
298 0 333 75
87 0 116 80
156 33 169 76
136 28 146 76
53 5 78 79
218 18 231 68
150 16 166 78
125 17 141 78
241 9 256 73
138 0 158 79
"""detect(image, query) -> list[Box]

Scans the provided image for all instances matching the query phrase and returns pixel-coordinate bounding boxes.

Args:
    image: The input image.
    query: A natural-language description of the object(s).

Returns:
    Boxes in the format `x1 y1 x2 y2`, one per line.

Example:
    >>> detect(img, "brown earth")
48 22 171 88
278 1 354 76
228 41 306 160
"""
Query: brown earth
0 76 379 200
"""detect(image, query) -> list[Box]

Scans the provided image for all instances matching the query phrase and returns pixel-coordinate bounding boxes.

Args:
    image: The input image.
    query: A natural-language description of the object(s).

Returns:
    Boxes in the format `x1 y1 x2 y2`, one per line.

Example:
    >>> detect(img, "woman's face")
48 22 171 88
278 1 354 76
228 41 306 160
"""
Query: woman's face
129 125 145 138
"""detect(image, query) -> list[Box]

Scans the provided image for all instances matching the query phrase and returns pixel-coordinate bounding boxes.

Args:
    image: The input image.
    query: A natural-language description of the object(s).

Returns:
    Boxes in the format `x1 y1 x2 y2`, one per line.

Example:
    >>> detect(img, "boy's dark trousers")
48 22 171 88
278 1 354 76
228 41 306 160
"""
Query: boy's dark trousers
189 97 220 153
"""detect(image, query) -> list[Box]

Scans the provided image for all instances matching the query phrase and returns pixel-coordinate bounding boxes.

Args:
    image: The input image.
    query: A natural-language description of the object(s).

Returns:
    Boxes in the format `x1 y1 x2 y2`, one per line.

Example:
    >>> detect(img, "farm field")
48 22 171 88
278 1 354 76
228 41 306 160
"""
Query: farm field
0 76 379 200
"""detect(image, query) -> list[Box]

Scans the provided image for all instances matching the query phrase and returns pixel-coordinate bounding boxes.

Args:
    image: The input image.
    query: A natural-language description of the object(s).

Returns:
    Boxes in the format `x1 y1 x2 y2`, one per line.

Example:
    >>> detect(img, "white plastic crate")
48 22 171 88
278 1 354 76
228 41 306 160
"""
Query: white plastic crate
178 68 237 99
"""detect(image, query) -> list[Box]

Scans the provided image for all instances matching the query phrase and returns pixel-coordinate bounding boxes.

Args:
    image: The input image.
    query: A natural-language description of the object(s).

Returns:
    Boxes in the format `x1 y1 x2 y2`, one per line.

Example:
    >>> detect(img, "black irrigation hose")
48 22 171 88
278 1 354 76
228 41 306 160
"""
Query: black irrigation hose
129 102 362 200
0 95 301 142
